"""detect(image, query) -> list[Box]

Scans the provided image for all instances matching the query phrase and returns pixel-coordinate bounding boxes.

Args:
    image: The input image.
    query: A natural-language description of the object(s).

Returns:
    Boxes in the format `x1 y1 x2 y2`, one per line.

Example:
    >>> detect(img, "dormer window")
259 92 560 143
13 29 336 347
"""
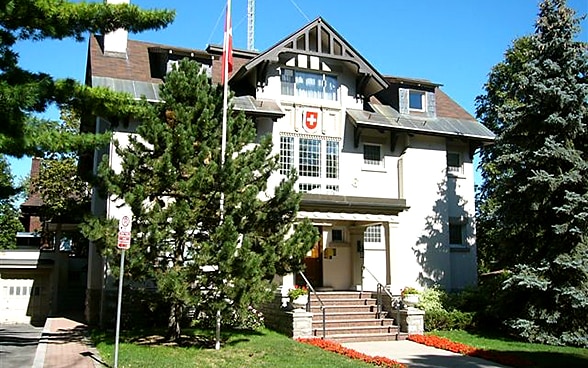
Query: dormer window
399 88 436 117
409 90 425 111
281 69 337 101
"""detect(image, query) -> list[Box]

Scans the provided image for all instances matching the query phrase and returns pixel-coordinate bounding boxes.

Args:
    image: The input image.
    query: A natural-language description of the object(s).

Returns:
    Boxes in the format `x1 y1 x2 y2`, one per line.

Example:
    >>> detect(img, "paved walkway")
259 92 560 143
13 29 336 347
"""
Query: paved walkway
343 340 510 368
33 317 105 368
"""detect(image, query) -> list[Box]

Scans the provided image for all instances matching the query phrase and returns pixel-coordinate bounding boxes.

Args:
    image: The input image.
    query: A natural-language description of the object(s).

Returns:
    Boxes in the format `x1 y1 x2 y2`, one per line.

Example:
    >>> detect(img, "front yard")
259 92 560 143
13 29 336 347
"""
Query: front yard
430 330 588 368
92 328 378 368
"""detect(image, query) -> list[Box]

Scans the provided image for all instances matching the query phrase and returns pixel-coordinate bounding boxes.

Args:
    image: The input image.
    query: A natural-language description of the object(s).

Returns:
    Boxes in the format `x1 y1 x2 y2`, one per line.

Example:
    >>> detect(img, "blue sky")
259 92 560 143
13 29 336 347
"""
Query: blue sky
10 0 587 185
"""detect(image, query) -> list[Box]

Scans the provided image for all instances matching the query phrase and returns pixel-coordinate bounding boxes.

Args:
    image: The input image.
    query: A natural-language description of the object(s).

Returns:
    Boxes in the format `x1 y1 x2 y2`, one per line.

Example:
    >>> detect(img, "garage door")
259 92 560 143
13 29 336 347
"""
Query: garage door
0 275 48 324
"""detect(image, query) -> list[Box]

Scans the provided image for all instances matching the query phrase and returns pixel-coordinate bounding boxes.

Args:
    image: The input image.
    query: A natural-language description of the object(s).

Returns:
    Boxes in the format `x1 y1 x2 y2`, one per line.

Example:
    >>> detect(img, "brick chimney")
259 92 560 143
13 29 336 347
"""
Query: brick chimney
103 0 129 58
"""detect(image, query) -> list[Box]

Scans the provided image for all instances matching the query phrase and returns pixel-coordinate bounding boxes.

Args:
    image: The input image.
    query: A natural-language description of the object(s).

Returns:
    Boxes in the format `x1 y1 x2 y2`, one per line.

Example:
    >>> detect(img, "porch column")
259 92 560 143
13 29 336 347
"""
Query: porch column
383 221 391 285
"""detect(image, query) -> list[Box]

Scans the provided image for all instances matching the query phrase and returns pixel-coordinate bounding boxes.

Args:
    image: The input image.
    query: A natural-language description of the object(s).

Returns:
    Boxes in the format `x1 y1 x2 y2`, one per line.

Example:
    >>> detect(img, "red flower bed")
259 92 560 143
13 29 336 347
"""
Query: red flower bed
408 334 533 367
297 338 406 368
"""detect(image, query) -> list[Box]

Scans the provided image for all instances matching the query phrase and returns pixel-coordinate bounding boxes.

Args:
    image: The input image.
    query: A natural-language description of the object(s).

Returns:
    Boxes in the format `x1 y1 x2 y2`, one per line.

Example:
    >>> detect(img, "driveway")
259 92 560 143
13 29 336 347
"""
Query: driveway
0 323 43 368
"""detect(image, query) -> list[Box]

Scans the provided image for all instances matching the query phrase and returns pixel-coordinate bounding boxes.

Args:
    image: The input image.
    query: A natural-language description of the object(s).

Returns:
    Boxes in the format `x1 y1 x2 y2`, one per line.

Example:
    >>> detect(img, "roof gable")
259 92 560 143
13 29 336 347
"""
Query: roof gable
233 17 387 96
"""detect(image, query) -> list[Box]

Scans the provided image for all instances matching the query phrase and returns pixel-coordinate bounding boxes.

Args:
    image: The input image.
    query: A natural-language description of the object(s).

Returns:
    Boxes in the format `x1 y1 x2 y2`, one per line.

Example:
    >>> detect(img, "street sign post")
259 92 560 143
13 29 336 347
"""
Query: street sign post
117 215 132 250
114 214 132 368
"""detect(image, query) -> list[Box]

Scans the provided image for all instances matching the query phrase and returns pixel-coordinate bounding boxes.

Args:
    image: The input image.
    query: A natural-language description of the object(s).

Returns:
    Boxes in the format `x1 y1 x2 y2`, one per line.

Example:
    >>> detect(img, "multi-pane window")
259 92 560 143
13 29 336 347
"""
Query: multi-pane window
279 135 340 193
364 225 381 243
299 138 321 177
447 152 461 174
326 141 339 179
299 183 321 192
279 136 294 175
363 144 382 166
280 69 295 96
281 69 338 101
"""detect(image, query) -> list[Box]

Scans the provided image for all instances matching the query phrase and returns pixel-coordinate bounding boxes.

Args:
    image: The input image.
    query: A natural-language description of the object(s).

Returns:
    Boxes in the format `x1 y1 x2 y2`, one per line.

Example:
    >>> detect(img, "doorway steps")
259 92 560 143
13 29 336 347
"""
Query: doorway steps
309 291 407 343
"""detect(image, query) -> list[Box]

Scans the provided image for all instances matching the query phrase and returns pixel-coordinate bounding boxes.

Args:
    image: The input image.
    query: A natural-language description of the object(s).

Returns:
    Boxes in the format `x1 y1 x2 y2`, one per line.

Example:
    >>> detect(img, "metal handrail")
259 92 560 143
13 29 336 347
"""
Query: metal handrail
361 265 401 339
298 272 326 339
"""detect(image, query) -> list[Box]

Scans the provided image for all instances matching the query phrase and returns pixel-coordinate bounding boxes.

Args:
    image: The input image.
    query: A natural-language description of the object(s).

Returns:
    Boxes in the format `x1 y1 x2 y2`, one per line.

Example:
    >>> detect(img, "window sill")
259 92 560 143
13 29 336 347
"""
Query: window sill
449 246 470 253
361 165 386 173
280 96 340 109
447 171 466 179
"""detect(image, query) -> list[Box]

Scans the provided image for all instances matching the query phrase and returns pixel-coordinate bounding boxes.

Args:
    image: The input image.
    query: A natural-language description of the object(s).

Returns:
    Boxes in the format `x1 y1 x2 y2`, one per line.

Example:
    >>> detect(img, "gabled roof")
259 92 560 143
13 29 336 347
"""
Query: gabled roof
231 17 387 95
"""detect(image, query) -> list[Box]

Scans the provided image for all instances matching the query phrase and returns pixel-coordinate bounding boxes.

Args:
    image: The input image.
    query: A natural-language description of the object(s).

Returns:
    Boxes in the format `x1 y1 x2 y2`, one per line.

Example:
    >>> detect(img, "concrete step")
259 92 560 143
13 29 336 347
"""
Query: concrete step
310 298 377 306
312 311 383 321
312 324 400 336
312 318 395 328
311 292 374 301
326 332 409 343
310 304 379 314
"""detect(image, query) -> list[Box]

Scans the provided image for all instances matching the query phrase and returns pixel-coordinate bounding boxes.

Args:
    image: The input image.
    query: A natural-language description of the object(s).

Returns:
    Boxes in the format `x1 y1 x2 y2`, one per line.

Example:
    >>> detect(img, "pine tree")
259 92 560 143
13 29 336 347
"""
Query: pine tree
85 59 318 341
476 0 588 346
0 0 174 197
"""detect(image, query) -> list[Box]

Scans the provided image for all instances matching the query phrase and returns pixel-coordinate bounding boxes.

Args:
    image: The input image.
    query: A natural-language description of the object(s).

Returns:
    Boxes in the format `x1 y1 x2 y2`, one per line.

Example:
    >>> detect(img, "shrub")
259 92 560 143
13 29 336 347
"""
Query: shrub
194 306 265 330
424 309 474 331
416 287 445 312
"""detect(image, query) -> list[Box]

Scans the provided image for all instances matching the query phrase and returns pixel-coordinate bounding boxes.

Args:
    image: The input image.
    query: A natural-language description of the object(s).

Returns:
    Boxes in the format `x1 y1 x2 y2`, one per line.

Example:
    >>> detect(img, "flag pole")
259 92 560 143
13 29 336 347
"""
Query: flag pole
217 0 231 351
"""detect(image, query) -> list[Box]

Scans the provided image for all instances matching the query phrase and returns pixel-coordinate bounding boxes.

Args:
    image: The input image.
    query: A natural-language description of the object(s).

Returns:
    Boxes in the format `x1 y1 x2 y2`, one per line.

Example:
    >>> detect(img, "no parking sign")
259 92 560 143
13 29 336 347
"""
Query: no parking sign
117 215 132 250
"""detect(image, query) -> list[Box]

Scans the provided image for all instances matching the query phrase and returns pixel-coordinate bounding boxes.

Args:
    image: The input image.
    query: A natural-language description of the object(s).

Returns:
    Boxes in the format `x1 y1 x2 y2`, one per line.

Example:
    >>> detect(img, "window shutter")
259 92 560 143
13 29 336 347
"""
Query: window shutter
426 91 436 117
399 88 409 114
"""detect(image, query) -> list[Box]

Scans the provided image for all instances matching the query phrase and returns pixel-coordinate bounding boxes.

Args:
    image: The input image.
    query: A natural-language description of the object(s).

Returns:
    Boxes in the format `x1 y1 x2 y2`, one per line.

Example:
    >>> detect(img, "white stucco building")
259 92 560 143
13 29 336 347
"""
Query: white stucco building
83 12 494 323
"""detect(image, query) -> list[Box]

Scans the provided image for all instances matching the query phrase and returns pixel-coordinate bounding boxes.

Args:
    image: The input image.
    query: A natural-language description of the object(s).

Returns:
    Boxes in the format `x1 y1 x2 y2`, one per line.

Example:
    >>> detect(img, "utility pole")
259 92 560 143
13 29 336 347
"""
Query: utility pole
247 0 255 50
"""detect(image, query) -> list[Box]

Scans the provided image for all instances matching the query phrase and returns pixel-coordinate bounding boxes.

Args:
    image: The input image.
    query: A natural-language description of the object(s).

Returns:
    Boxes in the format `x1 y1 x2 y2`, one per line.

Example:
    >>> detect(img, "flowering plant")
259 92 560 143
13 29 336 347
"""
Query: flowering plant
298 338 406 368
287 285 308 299
408 335 532 367
401 286 419 298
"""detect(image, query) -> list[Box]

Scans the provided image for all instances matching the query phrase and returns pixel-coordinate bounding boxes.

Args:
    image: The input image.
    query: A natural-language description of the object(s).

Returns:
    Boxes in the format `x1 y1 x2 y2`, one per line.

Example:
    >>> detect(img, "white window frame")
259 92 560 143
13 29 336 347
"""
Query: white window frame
364 225 381 243
362 143 385 171
446 152 462 175
409 90 426 111
279 135 341 193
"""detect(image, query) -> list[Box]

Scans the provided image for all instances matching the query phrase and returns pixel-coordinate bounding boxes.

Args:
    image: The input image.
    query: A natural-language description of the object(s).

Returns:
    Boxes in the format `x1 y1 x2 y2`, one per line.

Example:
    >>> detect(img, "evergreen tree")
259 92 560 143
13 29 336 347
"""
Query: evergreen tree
0 154 24 249
0 0 174 197
31 110 93 255
84 59 318 341
476 0 588 346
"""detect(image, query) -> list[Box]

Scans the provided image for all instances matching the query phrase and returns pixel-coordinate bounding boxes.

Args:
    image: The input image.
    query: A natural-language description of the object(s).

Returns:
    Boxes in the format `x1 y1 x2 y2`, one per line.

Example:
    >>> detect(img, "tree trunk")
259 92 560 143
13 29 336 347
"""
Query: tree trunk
166 303 182 342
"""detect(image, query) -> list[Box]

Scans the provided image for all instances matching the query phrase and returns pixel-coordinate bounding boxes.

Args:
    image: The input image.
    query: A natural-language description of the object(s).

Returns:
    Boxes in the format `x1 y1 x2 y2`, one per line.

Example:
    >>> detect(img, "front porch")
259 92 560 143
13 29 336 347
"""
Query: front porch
260 289 424 342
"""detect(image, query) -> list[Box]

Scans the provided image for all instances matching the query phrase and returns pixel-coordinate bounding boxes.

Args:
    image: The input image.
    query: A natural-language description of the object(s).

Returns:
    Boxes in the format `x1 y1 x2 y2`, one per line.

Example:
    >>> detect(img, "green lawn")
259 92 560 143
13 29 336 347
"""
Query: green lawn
431 330 588 368
92 328 376 368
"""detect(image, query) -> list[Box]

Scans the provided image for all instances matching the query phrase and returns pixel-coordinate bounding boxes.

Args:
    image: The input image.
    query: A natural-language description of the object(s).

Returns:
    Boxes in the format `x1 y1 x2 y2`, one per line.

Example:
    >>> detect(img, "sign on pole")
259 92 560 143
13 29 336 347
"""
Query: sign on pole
114 214 132 368
117 215 132 250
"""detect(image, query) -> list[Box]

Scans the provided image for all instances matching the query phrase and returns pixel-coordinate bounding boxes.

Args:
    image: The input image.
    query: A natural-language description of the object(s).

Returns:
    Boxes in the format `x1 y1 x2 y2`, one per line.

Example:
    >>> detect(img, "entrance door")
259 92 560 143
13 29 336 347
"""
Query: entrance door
298 227 323 287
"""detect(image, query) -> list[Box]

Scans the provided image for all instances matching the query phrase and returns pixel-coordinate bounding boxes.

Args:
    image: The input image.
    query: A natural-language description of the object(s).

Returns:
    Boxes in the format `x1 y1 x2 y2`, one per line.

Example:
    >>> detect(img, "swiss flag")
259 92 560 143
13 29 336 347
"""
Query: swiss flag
221 1 233 85
304 111 319 132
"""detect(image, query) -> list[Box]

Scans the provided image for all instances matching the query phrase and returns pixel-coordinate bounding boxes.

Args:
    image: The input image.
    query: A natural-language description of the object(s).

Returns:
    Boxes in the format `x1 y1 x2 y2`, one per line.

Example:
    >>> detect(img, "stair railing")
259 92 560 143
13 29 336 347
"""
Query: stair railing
361 265 401 339
298 272 326 339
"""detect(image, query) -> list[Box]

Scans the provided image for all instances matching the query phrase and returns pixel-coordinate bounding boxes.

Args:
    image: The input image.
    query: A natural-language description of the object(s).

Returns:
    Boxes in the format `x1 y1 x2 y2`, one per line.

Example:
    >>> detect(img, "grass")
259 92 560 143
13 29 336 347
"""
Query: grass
430 330 588 368
91 327 377 368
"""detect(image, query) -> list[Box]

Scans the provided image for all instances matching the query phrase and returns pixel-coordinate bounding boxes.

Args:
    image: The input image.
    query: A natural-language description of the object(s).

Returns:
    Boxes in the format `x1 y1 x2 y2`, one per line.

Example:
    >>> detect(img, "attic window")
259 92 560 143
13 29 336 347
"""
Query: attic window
409 90 425 110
